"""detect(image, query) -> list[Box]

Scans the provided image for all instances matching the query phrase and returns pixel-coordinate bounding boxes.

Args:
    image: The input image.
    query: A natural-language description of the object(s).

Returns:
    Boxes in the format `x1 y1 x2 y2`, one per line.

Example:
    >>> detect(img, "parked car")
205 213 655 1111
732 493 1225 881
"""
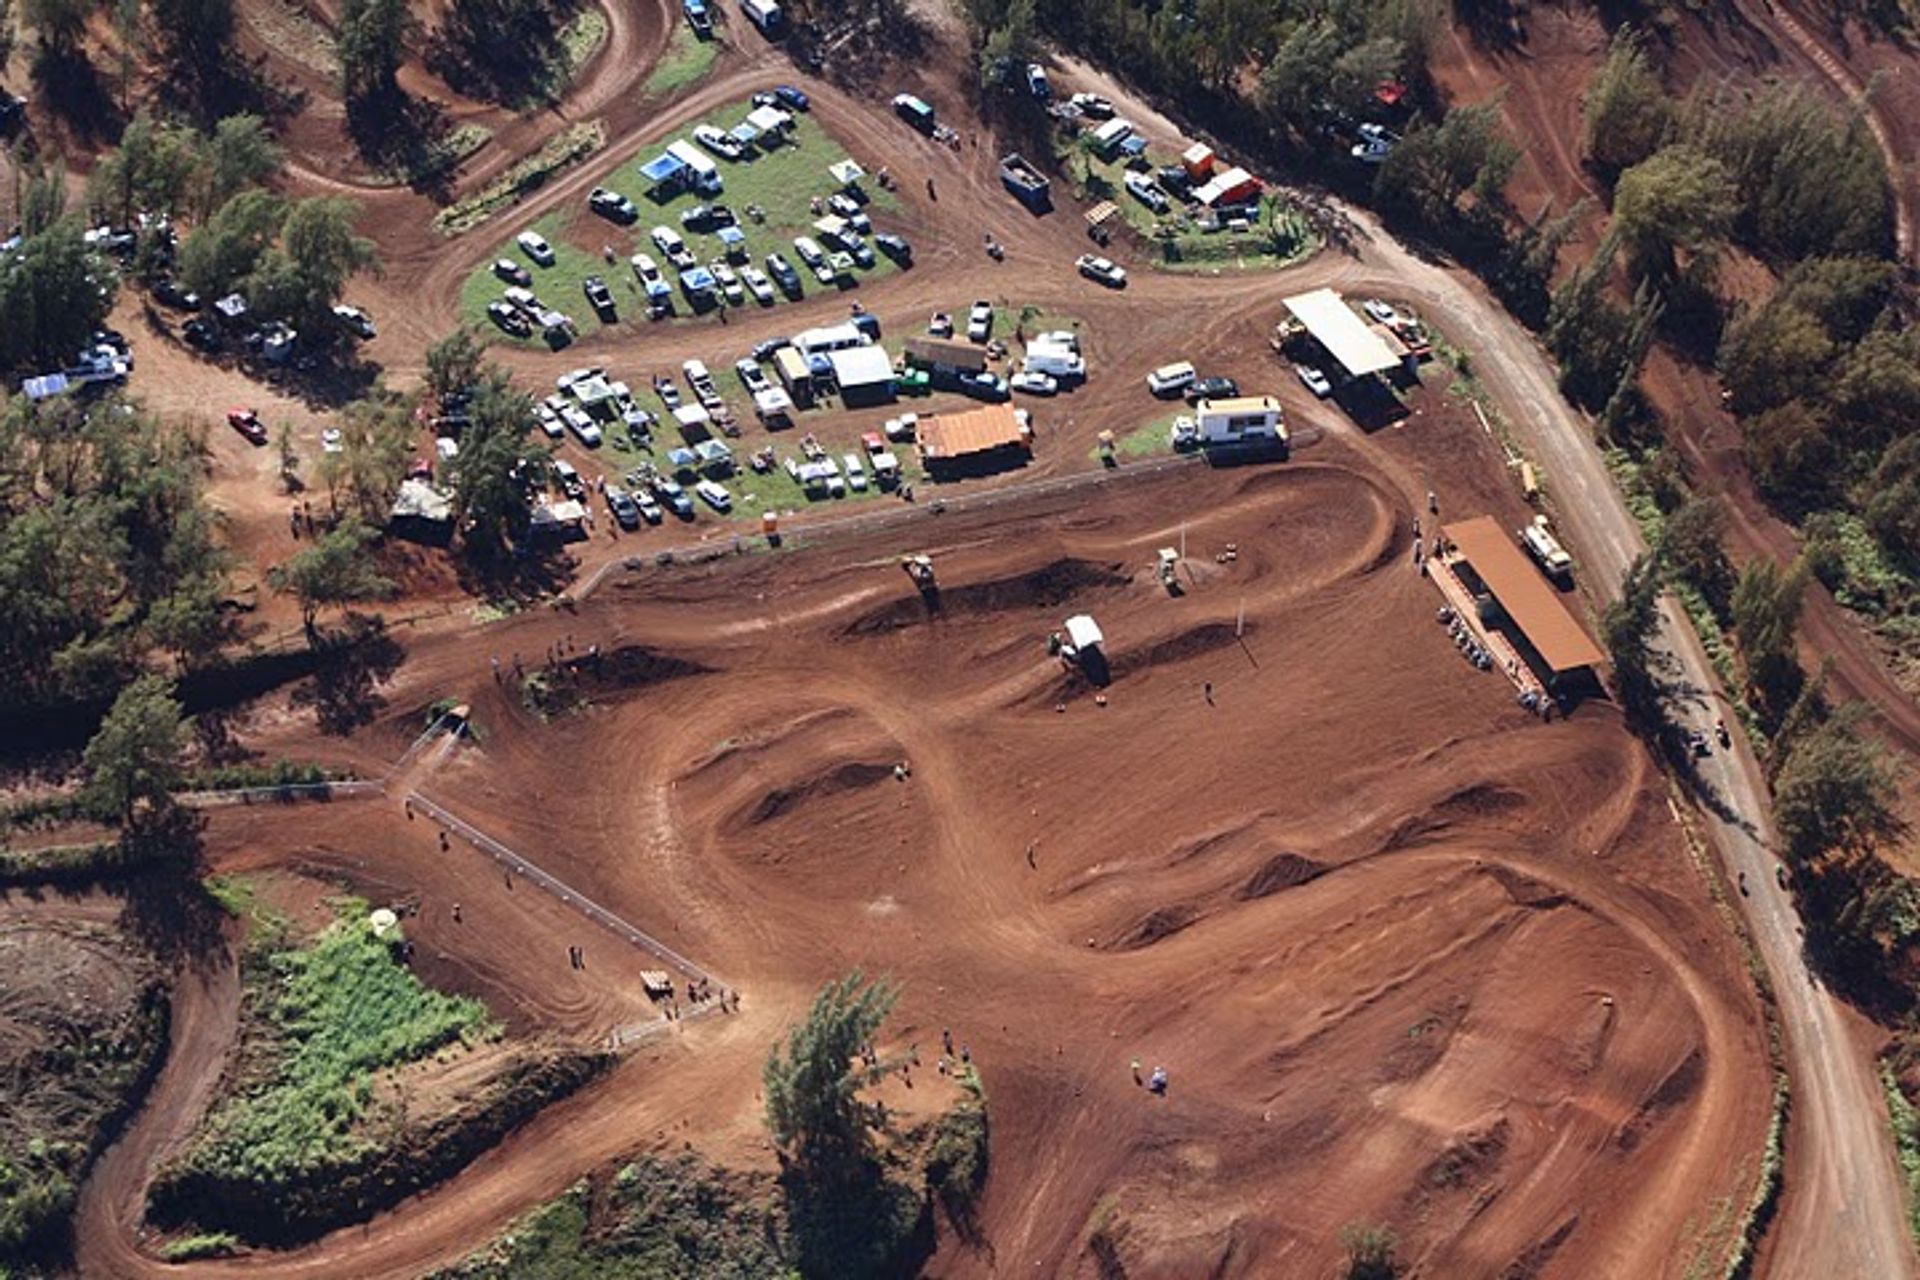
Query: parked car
774 84 810 111
1147 361 1197 397
1070 92 1115 119
959 371 1010 401
680 203 736 231
695 478 733 512
874 233 912 265
606 486 641 529
652 476 695 518
652 225 695 268
553 459 587 500
793 236 834 284
226 407 267 444
635 490 664 523
589 187 638 222
711 261 746 305
534 402 564 438
487 300 532 336
582 276 615 315
1026 63 1051 99
630 253 664 287
683 0 712 35
516 230 556 266
153 277 200 310
324 428 347 454
741 264 776 304
1351 123 1397 164
736 359 771 393
1363 298 1398 324
1295 364 1333 397
183 317 221 351
693 124 745 160
1124 171 1169 213
966 300 993 342
332 303 376 338
1075 254 1127 288
1185 376 1238 404
1011 370 1058 396
765 252 803 296
493 257 532 285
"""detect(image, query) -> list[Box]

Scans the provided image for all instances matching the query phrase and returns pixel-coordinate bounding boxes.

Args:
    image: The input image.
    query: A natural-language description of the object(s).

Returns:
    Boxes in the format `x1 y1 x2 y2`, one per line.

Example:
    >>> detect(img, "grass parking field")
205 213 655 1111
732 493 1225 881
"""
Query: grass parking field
643 21 720 96
1055 134 1319 273
461 99 902 345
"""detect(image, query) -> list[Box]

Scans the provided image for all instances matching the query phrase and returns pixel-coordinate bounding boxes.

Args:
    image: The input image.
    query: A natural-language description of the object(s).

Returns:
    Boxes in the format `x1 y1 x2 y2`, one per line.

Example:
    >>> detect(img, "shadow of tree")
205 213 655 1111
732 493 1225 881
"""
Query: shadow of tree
345 87 460 201
115 807 230 969
289 613 404 736
453 544 579 607
30 48 123 146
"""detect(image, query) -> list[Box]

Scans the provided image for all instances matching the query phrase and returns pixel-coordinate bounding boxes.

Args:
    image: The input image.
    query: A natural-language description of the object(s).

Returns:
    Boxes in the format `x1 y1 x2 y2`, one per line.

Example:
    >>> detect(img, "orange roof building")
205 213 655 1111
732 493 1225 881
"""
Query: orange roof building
917 403 1032 474
1441 515 1605 675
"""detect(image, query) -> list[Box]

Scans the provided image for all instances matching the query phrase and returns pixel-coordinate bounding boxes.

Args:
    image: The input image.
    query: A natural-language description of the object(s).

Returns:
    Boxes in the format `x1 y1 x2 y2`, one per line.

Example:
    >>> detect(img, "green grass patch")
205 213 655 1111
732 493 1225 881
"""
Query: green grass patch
428 1155 793 1279
458 99 900 343
159 1231 242 1262
435 120 607 237
558 8 609 78
643 22 721 97
169 900 492 1193
1887 1065 1920 1243
1093 411 1180 462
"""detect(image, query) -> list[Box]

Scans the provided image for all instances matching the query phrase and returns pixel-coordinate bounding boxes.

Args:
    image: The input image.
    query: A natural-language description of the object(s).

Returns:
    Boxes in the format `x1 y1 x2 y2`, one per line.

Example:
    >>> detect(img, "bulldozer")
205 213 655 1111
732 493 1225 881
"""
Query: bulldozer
901 554 938 605
1157 548 1180 594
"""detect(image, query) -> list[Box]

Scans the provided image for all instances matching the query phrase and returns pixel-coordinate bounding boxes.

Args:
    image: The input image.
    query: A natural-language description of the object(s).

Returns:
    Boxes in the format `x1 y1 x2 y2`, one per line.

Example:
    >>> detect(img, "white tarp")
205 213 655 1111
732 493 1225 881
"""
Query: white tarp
1064 614 1104 651
829 344 895 389
753 387 794 416
1282 288 1400 378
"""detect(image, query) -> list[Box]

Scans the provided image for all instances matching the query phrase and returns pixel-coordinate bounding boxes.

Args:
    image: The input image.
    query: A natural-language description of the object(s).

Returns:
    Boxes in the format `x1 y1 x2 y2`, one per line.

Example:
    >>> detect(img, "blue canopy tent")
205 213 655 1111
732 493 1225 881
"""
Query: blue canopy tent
716 225 748 258
665 447 699 472
638 152 688 196
679 266 717 300
728 122 761 149
1119 135 1149 159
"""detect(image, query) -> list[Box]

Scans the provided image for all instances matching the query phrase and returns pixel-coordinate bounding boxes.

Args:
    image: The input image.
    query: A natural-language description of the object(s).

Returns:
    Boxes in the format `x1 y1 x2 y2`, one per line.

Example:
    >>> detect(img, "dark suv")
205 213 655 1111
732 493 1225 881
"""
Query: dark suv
1184 376 1239 405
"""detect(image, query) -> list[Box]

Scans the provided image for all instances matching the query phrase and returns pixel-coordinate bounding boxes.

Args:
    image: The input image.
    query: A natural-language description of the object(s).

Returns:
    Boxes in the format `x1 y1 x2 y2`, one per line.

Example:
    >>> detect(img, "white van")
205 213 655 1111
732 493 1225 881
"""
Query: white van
1025 343 1085 379
1146 361 1196 397
841 452 868 491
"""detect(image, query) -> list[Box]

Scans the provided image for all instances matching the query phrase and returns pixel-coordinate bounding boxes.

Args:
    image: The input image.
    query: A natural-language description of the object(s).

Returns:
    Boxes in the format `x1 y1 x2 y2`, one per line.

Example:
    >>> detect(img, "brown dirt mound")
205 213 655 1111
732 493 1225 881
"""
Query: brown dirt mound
1111 621 1252 675
579 644 712 689
743 760 901 826
1382 783 1532 850
1617 1049 1706 1153
1486 865 1573 911
1501 1215 1582 1280
1421 1117 1512 1193
842 558 1130 635
1236 851 1327 900
1103 902 1202 951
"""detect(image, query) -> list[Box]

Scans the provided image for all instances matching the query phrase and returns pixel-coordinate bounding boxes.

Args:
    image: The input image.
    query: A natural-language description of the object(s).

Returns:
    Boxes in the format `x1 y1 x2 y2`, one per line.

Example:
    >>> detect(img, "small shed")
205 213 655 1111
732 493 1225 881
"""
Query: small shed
1181 142 1216 180
1192 166 1261 209
829 344 897 407
902 336 986 377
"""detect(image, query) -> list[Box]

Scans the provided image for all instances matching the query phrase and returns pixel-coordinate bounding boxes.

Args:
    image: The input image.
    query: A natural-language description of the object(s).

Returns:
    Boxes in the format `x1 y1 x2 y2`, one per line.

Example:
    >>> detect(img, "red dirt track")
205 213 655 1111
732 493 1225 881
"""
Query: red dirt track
75 450 1772 1278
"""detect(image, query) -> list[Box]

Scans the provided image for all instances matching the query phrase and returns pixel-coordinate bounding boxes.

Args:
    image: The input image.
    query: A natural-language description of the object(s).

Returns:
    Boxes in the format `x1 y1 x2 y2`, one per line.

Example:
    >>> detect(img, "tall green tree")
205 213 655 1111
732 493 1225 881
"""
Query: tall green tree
424 325 488 402
246 196 379 330
336 0 415 102
196 113 283 220
1602 553 1663 730
764 970 899 1174
1772 707 1898 864
1659 494 1731 607
1611 144 1735 280
446 375 549 559
1730 556 1806 715
87 112 203 225
149 0 235 92
82 672 187 824
1583 27 1670 173
268 517 394 639
177 187 288 300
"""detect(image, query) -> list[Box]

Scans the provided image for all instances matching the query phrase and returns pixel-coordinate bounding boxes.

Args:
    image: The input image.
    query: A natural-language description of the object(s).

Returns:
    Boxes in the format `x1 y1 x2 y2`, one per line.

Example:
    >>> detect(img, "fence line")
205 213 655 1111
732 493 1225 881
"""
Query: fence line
179 779 388 809
405 789 717 986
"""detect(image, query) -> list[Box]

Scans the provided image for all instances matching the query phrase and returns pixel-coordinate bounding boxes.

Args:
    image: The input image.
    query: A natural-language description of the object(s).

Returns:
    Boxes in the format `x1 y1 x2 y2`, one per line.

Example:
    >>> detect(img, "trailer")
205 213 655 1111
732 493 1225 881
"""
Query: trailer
999 153 1052 212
